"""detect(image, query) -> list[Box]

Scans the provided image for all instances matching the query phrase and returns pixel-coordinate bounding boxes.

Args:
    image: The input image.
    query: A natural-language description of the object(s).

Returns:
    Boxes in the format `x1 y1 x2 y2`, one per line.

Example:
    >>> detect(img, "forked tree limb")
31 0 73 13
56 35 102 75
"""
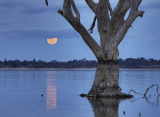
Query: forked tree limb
125 0 144 26
114 0 144 45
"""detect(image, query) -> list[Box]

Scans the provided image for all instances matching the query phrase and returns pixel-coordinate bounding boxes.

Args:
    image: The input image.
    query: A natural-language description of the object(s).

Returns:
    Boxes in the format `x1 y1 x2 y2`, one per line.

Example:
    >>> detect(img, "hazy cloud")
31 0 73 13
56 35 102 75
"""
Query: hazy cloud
0 28 79 40
141 2 160 10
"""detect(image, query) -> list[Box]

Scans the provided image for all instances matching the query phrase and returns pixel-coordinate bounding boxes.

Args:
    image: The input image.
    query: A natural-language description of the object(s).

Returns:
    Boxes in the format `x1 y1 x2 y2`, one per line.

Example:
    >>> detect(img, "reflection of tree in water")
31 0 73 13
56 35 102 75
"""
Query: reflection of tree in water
88 96 160 117
88 98 122 117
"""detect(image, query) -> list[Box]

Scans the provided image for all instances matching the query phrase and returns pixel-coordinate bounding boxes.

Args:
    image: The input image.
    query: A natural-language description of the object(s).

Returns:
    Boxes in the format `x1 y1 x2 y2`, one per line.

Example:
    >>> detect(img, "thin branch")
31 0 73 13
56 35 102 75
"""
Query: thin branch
128 84 160 107
114 0 144 46
88 16 97 34
85 0 97 13
144 84 158 97
129 89 143 95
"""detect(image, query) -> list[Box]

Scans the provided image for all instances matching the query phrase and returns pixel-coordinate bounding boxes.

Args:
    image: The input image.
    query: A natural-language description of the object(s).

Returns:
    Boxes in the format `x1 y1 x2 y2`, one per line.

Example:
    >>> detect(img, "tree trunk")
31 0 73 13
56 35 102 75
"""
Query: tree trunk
88 61 133 98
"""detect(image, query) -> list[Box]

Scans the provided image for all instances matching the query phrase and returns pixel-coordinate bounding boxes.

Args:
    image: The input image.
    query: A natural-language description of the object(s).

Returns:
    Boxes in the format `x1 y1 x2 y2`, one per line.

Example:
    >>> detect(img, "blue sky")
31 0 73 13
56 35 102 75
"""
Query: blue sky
0 0 160 61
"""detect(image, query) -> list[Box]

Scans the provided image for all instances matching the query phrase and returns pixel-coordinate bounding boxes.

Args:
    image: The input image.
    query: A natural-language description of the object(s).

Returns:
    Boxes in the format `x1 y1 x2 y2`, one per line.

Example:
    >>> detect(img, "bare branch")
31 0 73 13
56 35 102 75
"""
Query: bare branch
58 0 105 60
144 84 158 97
113 0 144 46
126 0 144 25
88 16 97 34
129 89 143 95
85 0 97 13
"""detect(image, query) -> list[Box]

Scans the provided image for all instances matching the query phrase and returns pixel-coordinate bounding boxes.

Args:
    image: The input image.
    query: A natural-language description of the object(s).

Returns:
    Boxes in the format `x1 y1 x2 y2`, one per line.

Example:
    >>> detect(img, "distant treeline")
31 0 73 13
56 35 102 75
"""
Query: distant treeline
0 58 160 69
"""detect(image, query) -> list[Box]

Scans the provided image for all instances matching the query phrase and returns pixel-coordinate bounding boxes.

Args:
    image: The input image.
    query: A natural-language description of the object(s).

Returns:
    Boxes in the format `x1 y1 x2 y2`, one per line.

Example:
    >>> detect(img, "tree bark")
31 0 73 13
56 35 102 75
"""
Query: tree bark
88 61 133 98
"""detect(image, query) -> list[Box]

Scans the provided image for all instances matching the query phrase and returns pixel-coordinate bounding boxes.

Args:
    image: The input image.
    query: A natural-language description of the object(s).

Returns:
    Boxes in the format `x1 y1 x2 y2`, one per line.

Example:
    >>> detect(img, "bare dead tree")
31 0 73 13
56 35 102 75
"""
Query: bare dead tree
45 0 144 62
45 0 144 97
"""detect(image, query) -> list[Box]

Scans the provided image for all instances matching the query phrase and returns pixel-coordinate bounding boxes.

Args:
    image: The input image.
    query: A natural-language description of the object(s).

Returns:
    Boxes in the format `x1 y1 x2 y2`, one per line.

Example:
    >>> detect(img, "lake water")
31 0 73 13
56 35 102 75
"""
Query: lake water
0 70 160 117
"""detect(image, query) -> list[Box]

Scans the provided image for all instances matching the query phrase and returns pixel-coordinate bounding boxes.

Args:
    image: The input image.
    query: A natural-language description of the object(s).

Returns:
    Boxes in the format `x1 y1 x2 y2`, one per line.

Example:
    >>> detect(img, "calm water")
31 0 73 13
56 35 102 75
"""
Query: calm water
0 70 160 117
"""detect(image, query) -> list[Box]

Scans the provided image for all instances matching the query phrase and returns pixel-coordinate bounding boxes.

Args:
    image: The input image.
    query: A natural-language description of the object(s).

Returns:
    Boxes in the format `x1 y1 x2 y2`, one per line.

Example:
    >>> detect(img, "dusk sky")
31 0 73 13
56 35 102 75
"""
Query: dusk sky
0 0 160 61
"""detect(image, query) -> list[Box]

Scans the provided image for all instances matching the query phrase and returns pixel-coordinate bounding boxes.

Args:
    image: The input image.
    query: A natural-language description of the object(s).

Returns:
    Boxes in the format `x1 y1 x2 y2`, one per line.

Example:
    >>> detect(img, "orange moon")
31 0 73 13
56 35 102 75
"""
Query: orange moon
47 38 57 45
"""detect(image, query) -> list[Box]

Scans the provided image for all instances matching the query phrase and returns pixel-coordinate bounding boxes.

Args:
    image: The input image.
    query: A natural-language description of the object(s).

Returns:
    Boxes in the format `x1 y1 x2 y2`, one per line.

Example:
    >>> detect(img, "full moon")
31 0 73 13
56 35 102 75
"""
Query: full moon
47 38 57 45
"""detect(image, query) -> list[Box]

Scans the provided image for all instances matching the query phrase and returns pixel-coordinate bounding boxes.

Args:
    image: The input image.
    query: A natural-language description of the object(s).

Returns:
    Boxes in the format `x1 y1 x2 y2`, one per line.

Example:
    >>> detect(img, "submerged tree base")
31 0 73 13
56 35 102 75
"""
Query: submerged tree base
88 86 133 98
80 61 133 99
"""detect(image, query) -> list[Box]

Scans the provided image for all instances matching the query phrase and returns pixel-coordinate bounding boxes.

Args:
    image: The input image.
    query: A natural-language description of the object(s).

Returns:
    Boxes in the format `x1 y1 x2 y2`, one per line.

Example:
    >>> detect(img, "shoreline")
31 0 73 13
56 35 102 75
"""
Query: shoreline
0 67 160 71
